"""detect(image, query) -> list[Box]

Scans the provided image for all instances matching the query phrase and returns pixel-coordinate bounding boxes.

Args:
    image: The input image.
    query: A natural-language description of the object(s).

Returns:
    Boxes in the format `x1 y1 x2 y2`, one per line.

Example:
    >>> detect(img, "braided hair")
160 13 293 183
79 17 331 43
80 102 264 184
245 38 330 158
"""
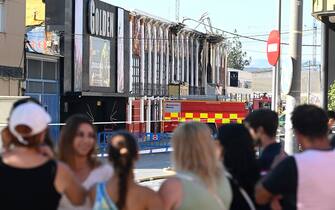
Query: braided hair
108 131 138 210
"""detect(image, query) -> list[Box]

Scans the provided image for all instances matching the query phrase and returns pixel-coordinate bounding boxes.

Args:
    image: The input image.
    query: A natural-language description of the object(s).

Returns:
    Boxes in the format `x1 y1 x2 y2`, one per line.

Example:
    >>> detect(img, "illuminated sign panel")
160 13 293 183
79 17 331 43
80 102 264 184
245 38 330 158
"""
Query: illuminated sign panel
26 0 45 26
313 0 335 17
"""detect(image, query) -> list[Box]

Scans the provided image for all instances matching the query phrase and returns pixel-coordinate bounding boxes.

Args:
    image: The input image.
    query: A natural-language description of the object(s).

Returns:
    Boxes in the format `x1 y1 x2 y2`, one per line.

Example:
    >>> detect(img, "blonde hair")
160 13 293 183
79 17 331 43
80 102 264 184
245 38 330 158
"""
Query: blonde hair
172 122 222 190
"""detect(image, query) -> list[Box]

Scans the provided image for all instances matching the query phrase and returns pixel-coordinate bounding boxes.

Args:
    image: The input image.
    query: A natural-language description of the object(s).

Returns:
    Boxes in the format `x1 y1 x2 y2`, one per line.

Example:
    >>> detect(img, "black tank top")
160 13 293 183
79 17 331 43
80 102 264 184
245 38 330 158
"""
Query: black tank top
0 157 61 210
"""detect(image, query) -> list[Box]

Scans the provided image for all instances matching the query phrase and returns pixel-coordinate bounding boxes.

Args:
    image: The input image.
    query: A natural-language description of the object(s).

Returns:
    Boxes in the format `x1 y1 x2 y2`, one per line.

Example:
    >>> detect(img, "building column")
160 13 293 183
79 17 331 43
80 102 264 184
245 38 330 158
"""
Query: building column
171 34 175 83
190 36 194 89
195 39 199 88
165 27 170 86
216 44 220 84
181 33 185 82
159 26 164 95
140 19 145 95
129 18 133 94
211 44 215 84
203 41 208 92
159 97 163 122
186 34 190 84
219 43 225 84
176 34 180 81
140 97 145 122
153 24 158 95
148 22 154 95
128 97 133 124
146 97 151 133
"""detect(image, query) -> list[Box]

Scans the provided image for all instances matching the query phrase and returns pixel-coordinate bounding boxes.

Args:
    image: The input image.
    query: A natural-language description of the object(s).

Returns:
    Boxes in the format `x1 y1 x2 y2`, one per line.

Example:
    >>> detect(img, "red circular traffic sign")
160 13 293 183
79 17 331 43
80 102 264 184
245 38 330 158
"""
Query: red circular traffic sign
267 30 281 66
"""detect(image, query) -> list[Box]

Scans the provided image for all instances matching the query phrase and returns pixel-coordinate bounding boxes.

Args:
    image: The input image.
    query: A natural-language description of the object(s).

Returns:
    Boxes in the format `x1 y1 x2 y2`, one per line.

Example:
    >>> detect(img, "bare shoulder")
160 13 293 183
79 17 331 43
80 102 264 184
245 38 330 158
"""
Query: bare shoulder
158 177 183 210
134 184 163 210
159 177 182 192
135 184 158 196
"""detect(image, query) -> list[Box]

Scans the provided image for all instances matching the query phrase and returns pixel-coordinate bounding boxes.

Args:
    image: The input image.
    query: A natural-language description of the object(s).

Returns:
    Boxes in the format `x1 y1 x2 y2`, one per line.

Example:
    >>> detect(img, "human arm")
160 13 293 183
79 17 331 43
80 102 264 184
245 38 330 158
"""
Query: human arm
55 162 87 206
89 184 97 207
145 188 164 210
158 177 182 210
255 156 297 205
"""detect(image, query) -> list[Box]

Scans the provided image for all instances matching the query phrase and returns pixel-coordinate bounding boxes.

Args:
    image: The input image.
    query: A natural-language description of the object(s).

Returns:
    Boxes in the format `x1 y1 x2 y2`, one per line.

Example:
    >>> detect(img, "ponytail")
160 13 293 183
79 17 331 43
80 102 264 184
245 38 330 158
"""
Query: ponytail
108 131 138 210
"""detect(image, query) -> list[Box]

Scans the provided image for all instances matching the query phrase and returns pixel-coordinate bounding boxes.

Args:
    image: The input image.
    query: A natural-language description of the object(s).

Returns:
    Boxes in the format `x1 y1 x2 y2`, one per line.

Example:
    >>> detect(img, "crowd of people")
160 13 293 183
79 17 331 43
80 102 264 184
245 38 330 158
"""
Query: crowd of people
1 98 335 210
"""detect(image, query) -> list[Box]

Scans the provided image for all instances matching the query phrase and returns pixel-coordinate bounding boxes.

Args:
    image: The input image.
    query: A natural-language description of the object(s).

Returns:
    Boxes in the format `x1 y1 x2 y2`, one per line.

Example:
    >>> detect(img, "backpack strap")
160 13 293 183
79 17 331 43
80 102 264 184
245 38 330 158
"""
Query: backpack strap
226 172 256 210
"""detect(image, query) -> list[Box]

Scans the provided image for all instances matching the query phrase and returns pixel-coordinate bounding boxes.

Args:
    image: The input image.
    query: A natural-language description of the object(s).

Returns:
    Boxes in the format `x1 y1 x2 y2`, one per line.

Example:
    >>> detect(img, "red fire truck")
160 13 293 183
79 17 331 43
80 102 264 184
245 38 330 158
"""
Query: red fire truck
163 100 249 133
252 94 271 110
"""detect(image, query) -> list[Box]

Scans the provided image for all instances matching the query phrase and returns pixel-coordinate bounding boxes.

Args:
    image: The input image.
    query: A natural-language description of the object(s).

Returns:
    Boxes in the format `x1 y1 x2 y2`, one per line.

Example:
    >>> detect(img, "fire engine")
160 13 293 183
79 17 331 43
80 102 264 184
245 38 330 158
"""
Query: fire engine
163 100 249 133
252 94 271 110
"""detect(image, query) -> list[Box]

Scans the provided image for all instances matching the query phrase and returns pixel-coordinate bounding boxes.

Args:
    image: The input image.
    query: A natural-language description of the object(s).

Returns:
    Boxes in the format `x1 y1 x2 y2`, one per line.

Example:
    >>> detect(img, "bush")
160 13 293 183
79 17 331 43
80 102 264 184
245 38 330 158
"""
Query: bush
328 82 335 110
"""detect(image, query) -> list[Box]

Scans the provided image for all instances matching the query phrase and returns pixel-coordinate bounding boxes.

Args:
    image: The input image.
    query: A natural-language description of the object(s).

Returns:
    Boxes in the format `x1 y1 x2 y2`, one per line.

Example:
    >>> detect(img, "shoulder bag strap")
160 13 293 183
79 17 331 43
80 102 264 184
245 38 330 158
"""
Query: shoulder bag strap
226 172 256 210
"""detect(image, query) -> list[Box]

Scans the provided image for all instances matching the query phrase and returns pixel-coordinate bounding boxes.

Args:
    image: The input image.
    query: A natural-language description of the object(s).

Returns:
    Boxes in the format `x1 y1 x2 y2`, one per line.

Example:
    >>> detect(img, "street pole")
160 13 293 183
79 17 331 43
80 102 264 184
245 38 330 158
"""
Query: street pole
272 66 277 111
276 0 282 112
307 61 311 104
284 0 303 155
321 20 329 109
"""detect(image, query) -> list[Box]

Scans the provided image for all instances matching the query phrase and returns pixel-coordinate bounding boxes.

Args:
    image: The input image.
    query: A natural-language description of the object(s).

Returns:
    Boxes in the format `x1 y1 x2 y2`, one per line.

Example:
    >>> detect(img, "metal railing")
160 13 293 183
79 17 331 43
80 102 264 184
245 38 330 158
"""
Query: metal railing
96 131 172 155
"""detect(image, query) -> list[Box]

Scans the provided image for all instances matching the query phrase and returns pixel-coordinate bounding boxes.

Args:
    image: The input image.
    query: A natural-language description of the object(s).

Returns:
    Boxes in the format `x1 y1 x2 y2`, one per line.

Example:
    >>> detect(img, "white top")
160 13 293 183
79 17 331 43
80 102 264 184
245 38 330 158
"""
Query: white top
58 163 114 210
295 149 335 210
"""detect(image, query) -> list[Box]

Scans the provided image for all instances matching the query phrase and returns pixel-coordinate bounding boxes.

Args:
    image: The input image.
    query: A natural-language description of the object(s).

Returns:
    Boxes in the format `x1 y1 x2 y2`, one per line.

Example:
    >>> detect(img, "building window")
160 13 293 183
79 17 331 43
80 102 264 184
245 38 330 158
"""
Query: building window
132 56 140 95
0 0 5 33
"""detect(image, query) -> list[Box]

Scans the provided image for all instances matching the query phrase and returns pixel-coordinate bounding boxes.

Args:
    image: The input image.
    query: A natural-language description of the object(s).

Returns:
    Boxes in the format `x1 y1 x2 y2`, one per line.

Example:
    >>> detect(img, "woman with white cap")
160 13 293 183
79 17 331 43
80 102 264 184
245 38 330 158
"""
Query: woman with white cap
0 102 86 210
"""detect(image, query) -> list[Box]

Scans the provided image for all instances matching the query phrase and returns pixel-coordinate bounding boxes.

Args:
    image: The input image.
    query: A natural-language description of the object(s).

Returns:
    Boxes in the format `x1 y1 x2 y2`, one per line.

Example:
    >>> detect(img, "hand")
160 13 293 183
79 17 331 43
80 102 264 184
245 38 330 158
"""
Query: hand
271 195 283 210
1 127 12 150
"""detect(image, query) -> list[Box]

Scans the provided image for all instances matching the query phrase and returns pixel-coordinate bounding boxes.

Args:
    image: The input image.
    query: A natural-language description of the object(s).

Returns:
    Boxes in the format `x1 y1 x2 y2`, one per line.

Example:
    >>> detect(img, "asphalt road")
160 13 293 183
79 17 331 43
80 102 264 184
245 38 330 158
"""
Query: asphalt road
135 152 172 191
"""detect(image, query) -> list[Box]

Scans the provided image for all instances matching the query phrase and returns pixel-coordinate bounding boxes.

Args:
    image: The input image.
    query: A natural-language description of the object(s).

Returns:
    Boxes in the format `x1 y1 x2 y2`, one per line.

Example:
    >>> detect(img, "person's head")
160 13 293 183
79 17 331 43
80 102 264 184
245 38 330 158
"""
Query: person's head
327 110 335 129
11 97 41 113
59 114 98 169
2 97 54 150
7 102 51 148
172 122 222 190
292 105 329 149
217 124 260 193
244 109 278 145
108 131 139 210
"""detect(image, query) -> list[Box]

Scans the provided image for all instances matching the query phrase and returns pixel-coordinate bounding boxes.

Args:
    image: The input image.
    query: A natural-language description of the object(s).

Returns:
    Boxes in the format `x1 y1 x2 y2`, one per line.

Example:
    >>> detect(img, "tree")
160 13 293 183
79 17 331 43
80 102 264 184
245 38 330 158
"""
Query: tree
328 82 335 110
226 32 251 70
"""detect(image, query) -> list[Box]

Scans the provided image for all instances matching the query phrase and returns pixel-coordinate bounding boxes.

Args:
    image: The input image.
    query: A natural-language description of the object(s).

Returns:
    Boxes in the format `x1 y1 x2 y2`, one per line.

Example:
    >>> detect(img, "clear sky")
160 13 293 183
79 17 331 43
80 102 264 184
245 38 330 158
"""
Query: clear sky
106 0 321 68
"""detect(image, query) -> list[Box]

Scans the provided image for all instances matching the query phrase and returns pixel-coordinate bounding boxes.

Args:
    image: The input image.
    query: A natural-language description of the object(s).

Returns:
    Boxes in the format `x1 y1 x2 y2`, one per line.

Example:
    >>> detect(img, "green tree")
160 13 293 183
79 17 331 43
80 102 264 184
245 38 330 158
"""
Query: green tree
226 33 251 70
328 82 335 110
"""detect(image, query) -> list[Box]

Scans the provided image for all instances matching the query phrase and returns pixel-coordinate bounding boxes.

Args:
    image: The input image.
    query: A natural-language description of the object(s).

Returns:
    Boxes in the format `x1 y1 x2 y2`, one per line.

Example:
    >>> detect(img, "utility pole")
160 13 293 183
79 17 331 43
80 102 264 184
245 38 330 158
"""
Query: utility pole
175 0 180 22
284 0 303 155
276 0 282 112
321 21 329 109
307 61 311 104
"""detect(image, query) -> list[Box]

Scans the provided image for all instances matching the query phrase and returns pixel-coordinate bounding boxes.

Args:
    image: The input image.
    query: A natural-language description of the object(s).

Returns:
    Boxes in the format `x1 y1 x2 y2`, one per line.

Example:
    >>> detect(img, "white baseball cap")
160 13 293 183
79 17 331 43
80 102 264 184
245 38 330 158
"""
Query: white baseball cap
9 102 51 145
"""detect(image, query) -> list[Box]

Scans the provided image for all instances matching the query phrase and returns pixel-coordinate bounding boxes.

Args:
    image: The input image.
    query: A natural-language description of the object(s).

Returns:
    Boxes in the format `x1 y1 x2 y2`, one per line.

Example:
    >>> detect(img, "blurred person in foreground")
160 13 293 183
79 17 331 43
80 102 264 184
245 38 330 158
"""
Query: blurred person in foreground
327 111 335 148
58 114 113 210
256 104 335 210
0 102 86 210
217 124 260 210
159 122 232 210
90 131 162 210
1 97 54 154
244 109 284 175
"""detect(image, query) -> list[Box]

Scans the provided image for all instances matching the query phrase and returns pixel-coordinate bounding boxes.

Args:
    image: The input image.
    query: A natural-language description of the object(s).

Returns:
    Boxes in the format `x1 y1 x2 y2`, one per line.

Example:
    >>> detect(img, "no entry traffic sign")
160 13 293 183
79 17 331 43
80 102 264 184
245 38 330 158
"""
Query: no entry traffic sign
267 30 281 66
